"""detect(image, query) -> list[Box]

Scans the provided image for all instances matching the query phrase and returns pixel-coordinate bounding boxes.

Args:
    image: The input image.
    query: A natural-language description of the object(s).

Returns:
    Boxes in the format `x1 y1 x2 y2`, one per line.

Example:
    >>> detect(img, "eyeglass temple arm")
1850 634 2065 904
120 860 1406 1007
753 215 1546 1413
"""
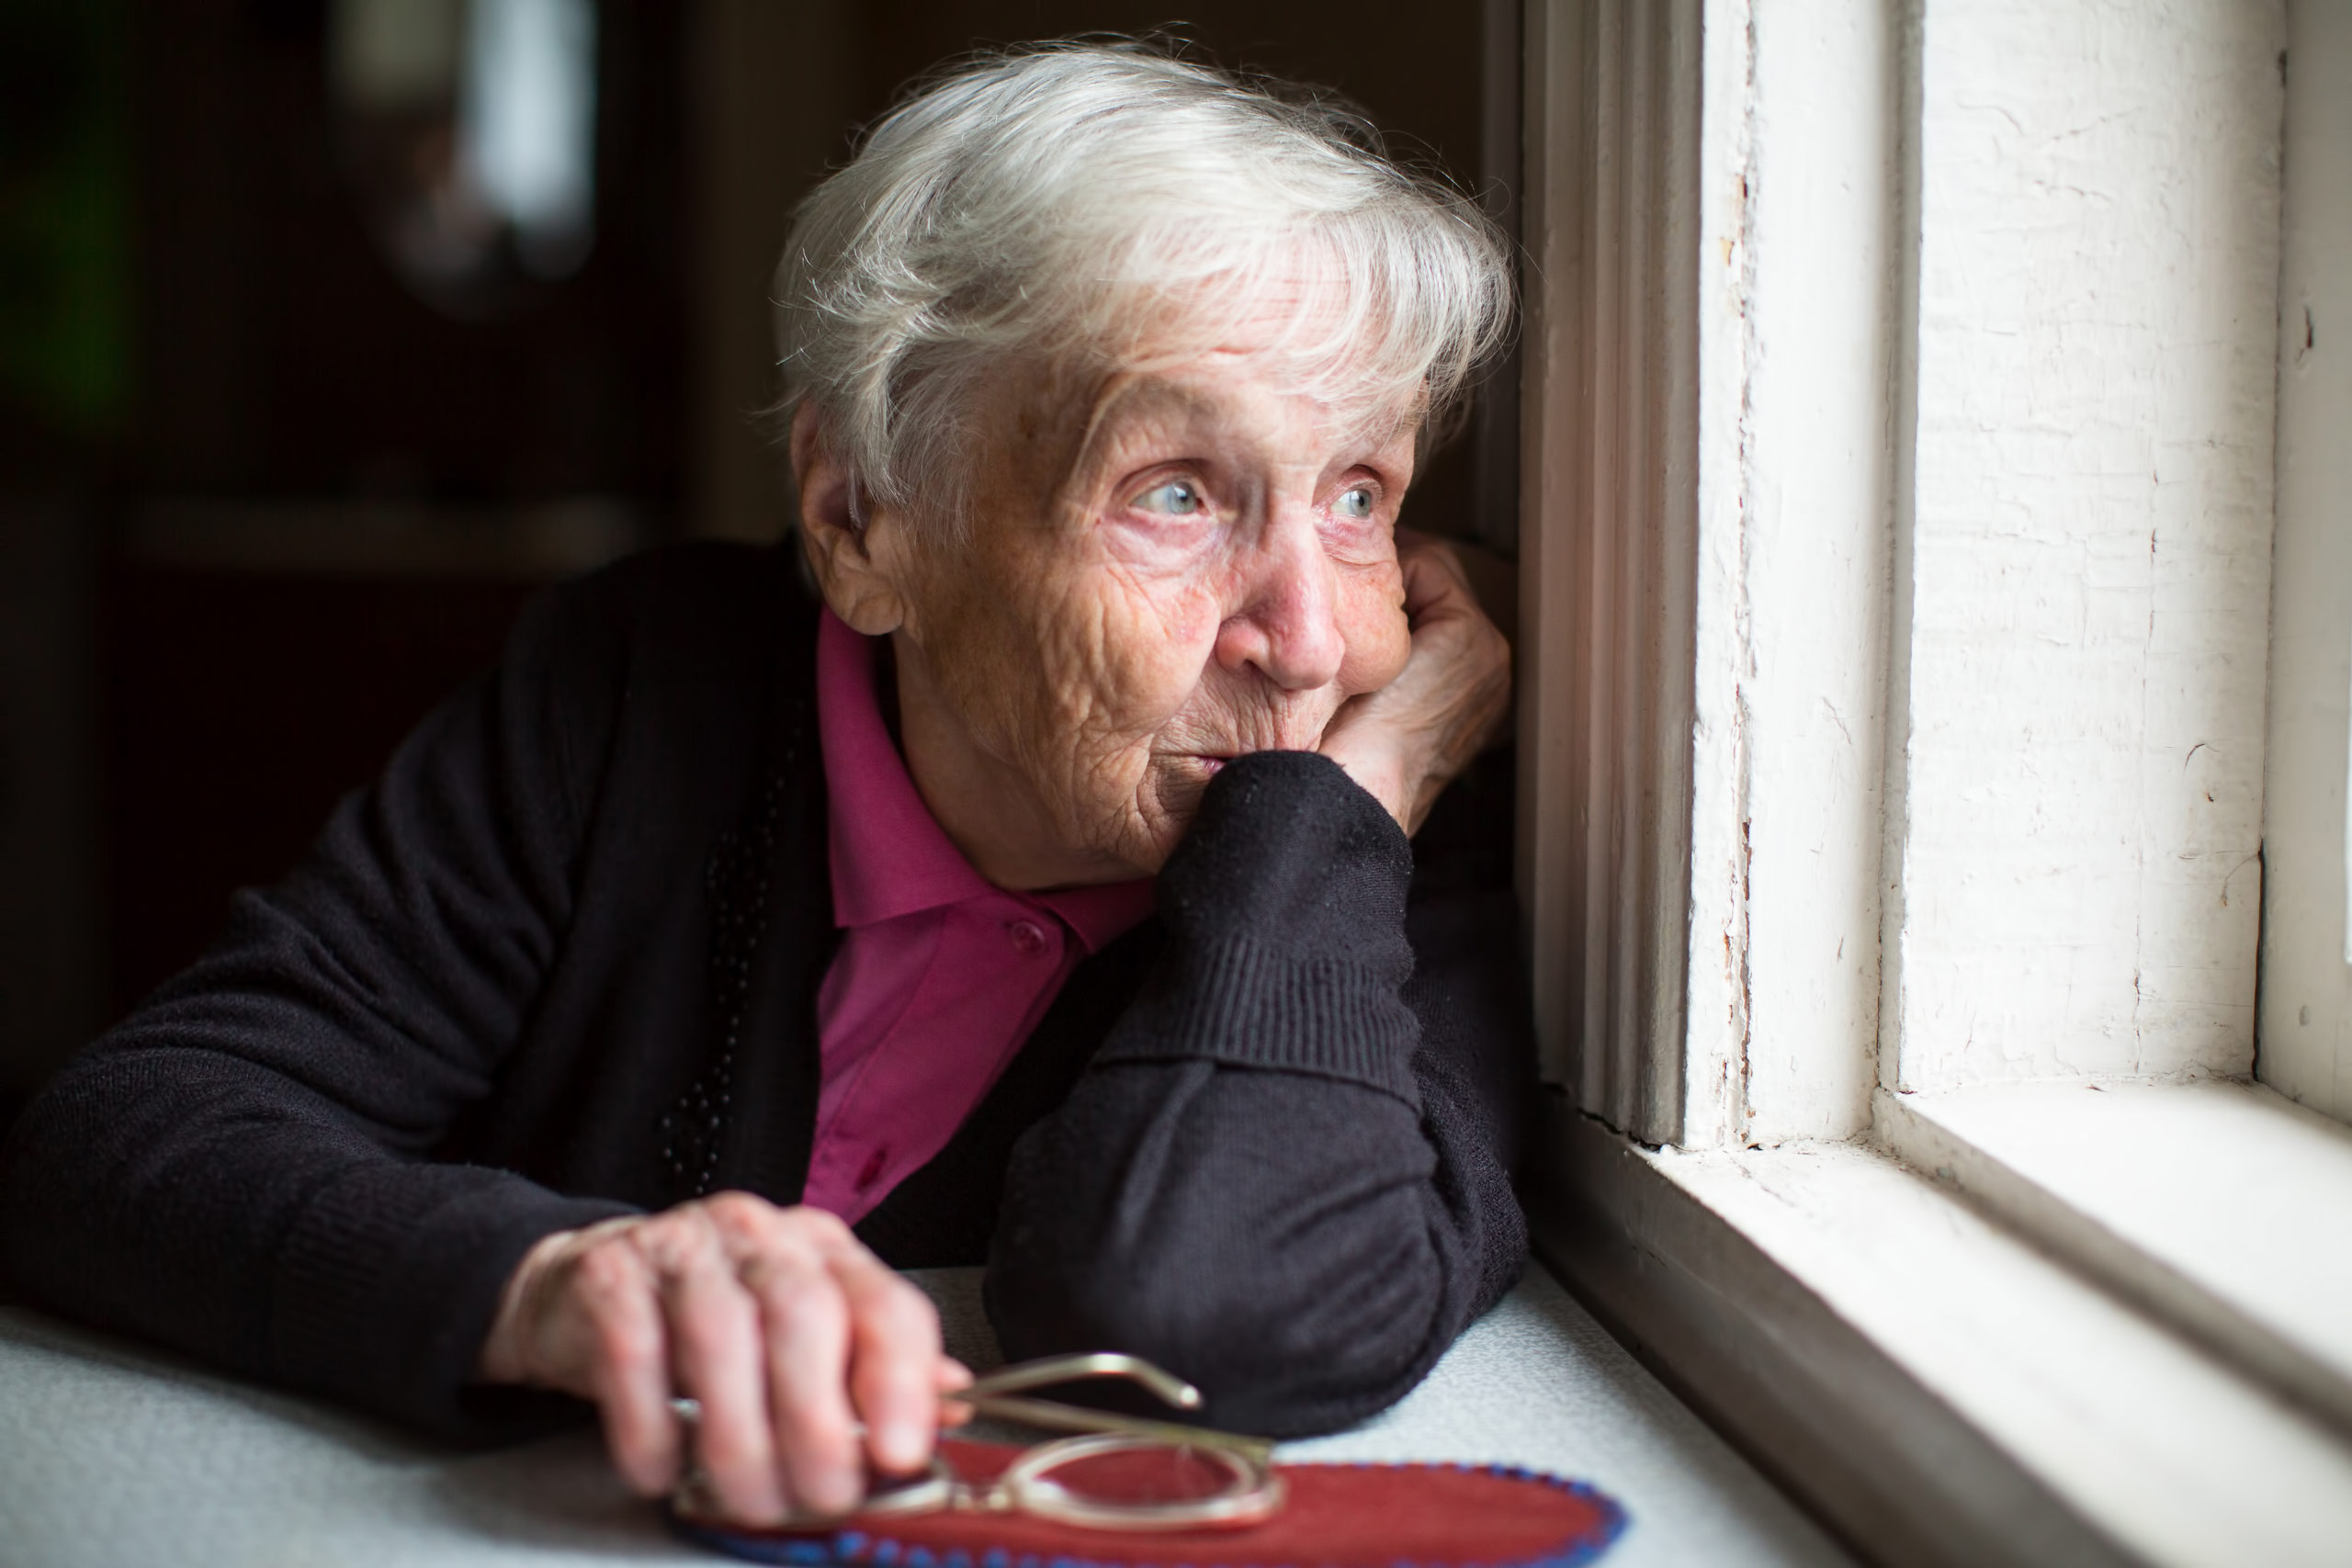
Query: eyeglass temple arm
963 1352 1200 1408
958 1353 1275 1463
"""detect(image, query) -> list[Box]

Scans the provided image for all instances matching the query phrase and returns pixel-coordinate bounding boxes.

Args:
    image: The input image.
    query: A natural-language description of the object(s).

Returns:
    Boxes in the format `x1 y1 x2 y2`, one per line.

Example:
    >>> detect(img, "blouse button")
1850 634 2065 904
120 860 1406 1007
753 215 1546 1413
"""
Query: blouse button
1008 919 1050 956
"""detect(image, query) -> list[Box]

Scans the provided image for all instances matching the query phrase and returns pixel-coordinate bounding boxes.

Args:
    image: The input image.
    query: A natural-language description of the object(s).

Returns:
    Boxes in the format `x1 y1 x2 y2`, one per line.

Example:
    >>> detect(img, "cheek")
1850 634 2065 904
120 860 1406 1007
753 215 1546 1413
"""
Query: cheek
1095 527 1230 687
1338 566 1412 692
1023 558 1225 754
1080 570 1227 742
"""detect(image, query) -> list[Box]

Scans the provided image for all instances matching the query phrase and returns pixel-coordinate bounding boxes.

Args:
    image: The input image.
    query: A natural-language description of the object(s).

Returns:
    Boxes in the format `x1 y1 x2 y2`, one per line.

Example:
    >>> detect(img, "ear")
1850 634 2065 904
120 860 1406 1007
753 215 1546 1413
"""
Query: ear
790 403 918 637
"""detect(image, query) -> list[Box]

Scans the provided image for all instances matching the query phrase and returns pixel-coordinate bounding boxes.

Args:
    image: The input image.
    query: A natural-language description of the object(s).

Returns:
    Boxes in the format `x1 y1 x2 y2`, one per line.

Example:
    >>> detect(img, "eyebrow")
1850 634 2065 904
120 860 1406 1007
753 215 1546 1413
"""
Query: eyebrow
1063 371 1415 491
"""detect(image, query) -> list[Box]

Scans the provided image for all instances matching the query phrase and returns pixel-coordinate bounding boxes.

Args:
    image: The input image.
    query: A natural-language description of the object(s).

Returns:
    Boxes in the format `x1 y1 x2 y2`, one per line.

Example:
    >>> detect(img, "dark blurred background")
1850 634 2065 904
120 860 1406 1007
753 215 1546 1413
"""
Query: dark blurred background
0 0 1519 1119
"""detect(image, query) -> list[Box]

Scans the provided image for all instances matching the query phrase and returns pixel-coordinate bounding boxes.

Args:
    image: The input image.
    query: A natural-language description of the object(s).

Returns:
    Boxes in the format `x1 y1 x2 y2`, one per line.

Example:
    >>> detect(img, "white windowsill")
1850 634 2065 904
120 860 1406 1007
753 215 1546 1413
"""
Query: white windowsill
1535 1093 2352 1568
1876 1077 2352 1436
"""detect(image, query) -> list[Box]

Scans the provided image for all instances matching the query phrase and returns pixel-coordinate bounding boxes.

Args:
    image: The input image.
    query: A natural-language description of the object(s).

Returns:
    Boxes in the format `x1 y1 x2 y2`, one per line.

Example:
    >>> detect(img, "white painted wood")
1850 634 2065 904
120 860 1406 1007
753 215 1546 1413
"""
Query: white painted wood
1883 0 2284 1091
1519 3 2352 1553
1680 0 1749 1150
1522 0 2287 1130
1517 0 1900 1149
1721 0 1898 1143
1879 1077 2352 1433
1538 1106 2352 1568
2258 0 2352 1122
1517 0 1704 1145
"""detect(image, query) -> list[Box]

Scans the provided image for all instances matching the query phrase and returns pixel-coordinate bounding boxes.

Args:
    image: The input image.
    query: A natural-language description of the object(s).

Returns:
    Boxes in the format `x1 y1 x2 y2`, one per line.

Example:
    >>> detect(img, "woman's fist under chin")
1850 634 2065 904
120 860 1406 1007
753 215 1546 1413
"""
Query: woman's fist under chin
1317 529 1512 836
476 1193 970 1525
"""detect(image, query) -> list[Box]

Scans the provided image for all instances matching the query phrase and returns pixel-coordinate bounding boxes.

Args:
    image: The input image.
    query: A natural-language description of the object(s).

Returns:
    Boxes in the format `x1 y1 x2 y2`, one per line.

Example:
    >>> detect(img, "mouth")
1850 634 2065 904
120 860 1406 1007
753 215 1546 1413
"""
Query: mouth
1168 744 1318 779
1156 730 1327 788
1151 752 1236 790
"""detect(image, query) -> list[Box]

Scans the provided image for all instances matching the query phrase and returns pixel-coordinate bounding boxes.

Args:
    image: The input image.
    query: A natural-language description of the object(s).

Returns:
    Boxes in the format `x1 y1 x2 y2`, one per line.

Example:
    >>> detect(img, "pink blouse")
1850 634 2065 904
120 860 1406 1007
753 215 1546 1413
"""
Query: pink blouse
799 609 1157 1223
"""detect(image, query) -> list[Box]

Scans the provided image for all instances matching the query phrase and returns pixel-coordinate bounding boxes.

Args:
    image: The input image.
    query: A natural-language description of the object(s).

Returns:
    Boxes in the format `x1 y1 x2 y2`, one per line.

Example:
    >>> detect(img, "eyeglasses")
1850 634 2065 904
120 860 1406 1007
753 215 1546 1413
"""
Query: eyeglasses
669 1352 1284 1532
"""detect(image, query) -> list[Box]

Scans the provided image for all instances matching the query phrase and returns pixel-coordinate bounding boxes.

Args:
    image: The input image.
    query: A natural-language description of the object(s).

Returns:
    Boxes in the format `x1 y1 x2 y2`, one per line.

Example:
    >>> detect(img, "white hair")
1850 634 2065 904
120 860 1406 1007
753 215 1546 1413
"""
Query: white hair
771 39 1515 526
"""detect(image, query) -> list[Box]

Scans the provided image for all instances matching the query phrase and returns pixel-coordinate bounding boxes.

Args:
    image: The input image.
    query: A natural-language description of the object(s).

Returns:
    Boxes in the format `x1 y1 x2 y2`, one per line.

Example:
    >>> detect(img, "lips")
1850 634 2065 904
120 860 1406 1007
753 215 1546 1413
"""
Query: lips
1160 740 1317 780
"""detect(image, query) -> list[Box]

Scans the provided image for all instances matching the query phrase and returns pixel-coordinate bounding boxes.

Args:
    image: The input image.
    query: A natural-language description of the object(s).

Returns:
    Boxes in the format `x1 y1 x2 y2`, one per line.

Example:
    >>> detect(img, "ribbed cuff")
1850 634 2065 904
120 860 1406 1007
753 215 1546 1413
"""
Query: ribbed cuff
1102 750 1423 1104
1095 933 1422 1101
271 1160 635 1443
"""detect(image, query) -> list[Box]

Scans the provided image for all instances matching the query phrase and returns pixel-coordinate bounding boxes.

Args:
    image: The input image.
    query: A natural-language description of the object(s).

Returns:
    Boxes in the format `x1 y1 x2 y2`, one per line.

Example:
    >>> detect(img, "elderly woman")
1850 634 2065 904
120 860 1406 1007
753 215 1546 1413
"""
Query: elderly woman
0 42 1526 1528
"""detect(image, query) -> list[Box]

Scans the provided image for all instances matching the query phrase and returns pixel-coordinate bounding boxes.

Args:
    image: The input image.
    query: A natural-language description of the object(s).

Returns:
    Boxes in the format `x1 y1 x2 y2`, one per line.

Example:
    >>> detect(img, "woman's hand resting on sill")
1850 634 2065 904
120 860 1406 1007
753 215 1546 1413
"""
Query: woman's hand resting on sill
476 1194 970 1523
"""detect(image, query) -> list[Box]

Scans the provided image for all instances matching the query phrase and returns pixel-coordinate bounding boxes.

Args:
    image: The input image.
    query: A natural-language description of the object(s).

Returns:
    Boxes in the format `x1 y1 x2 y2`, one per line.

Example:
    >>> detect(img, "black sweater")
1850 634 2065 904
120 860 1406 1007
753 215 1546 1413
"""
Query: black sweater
0 544 1531 1442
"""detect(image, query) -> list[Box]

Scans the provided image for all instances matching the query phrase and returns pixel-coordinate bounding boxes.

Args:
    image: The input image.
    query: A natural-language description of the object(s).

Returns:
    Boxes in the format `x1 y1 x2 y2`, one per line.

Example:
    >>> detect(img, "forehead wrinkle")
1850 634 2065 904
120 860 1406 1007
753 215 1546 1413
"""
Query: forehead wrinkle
1080 373 1221 452
1055 372 1232 511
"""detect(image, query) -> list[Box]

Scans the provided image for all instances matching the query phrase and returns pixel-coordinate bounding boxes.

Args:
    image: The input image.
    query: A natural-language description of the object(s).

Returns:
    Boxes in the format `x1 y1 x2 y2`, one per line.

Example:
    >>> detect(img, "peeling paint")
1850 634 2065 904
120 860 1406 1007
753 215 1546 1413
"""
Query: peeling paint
1890 0 2281 1090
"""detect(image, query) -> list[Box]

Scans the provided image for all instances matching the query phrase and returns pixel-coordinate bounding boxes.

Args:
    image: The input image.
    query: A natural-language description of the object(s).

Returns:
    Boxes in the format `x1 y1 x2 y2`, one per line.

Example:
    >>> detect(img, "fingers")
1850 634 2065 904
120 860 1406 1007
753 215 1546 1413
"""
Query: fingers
829 1244 945 1474
937 1356 976 1427
709 1197 945 1515
572 1237 684 1496
653 1212 786 1521
483 1195 949 1526
730 1224 864 1516
1394 532 1480 626
1317 526 1510 834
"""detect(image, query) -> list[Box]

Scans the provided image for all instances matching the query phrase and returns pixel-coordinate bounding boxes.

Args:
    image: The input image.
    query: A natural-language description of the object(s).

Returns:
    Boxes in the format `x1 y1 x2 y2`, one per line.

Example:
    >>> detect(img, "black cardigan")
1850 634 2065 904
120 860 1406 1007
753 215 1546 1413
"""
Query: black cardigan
0 544 1532 1442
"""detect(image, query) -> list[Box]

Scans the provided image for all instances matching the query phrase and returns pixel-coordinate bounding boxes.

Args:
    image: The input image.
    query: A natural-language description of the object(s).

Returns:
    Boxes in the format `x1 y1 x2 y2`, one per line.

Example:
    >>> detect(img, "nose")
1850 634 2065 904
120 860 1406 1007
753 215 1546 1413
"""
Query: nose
1214 503 1347 693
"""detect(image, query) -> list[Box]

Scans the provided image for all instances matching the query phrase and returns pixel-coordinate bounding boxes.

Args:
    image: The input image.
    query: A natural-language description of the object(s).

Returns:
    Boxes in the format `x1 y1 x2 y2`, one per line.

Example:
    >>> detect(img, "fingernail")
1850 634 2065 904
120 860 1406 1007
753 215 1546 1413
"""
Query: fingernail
804 1464 861 1517
878 1415 928 1470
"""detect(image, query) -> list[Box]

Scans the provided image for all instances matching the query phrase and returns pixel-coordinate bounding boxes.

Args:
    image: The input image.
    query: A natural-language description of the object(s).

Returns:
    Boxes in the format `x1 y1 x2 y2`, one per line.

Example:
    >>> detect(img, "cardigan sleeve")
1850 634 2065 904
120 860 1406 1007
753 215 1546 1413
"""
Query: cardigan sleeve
983 750 1532 1438
0 579 638 1440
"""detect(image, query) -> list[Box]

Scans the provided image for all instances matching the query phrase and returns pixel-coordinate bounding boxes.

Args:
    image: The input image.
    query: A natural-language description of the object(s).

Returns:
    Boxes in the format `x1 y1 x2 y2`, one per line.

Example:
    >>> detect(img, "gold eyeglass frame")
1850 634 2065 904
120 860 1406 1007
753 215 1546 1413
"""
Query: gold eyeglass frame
669 1352 1284 1533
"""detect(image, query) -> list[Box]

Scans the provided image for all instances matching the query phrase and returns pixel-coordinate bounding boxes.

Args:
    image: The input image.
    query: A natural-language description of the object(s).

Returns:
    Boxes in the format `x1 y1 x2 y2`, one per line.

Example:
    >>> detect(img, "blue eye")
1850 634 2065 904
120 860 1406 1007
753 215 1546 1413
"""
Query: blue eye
1335 486 1376 520
1135 479 1204 516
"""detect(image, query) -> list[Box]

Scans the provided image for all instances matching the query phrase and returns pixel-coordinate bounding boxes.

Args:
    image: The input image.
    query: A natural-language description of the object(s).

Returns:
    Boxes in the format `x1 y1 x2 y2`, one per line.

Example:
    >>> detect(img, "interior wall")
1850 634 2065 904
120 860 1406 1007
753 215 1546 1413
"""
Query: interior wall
137 0 687 504
0 501 102 1096
1 0 691 1085
686 1 862 545
686 0 1498 547
0 3 118 1100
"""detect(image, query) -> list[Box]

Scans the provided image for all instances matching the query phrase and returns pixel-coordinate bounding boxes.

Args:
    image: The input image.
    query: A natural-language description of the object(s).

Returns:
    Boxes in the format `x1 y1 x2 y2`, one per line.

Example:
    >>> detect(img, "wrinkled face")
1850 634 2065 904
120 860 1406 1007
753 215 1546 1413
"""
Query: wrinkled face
881 329 1420 886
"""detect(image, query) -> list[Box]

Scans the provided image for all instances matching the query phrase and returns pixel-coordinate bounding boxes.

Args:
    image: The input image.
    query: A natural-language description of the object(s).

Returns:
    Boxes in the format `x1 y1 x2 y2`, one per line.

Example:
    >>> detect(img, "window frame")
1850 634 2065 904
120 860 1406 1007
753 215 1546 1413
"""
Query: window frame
1516 3 2352 1562
2256 0 2352 1125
